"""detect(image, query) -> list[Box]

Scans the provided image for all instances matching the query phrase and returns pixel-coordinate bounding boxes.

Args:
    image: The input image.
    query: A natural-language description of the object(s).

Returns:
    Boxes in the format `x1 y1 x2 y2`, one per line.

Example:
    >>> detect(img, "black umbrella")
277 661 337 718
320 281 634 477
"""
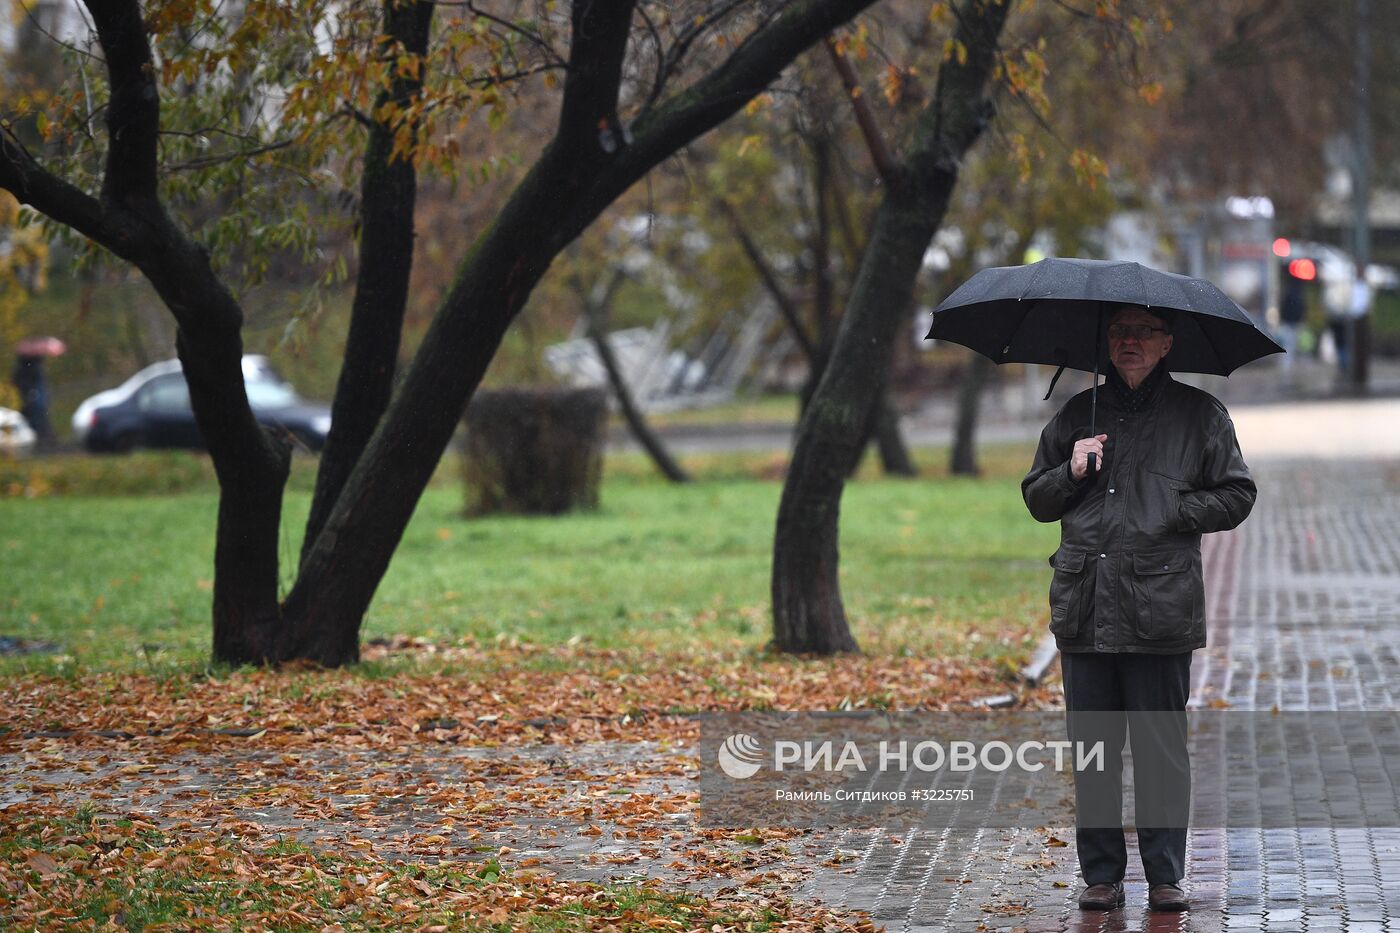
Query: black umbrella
926 257 1284 472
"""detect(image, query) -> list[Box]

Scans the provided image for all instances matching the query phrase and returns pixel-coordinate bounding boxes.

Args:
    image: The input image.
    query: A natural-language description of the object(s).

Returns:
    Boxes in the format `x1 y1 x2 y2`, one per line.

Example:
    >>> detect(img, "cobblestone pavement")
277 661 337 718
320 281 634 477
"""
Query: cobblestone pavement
5 459 1398 930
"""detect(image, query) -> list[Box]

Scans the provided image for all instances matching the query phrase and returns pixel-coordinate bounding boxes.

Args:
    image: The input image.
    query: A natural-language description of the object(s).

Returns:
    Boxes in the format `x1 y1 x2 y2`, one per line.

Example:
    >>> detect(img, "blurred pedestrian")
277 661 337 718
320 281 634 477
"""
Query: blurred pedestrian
11 353 52 444
1348 263 1372 386
11 336 65 447
1277 276 1306 374
1327 303 1349 372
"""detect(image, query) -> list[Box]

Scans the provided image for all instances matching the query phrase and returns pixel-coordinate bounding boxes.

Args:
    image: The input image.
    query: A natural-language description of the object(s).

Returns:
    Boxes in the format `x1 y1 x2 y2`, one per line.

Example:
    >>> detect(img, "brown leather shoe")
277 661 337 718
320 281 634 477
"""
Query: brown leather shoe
1148 882 1189 911
1078 881 1125 910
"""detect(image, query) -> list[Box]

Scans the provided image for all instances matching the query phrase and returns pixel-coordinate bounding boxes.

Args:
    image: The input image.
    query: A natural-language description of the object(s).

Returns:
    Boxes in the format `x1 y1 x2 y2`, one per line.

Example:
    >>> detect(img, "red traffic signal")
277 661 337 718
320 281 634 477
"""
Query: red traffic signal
1287 258 1317 281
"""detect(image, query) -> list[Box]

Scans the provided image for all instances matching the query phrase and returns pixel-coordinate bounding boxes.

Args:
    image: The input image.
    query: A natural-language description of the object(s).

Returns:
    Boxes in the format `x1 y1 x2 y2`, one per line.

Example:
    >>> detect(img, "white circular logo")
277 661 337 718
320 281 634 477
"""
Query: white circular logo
717 733 765 779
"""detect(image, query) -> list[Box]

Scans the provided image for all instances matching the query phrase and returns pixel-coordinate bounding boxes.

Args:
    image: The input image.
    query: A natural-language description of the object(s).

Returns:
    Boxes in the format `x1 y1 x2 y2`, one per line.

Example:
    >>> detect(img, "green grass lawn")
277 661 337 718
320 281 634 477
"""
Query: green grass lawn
0 444 1057 673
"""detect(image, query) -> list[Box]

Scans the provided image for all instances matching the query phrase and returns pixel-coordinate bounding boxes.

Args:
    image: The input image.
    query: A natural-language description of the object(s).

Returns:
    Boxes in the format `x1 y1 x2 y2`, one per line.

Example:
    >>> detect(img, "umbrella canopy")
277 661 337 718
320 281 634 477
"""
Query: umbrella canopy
15 336 67 358
926 257 1283 376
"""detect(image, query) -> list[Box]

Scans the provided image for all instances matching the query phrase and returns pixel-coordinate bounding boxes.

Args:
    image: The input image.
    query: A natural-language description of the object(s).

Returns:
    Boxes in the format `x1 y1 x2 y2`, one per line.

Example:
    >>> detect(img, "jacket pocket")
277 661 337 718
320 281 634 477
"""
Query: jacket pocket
1048 549 1091 639
1130 550 1200 640
1146 469 1189 535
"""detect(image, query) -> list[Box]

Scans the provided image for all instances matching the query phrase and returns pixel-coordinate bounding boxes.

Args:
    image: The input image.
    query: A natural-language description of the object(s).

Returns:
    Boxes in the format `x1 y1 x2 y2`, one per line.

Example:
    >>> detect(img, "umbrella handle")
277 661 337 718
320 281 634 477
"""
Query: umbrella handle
1087 305 1102 482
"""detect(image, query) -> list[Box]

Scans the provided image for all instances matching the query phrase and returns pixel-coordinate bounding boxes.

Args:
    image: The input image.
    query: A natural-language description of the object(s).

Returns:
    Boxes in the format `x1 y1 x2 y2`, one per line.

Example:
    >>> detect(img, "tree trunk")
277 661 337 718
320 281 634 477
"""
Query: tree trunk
773 200 938 654
947 227 1029 478
302 0 433 565
771 428 861 654
810 132 836 342
210 429 291 663
875 392 917 476
580 269 691 484
720 196 817 358
772 0 1010 655
950 353 993 475
161 287 290 666
797 339 831 414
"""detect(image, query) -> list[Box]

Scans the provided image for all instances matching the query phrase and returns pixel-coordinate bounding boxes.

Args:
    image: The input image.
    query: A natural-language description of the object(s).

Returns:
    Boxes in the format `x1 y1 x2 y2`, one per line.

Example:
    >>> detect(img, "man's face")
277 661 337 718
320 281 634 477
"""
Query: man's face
1107 307 1173 387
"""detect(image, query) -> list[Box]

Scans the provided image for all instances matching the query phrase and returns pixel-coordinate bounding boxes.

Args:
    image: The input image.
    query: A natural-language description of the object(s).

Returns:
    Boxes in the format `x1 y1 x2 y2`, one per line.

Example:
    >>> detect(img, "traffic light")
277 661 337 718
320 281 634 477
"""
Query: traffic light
1287 258 1317 281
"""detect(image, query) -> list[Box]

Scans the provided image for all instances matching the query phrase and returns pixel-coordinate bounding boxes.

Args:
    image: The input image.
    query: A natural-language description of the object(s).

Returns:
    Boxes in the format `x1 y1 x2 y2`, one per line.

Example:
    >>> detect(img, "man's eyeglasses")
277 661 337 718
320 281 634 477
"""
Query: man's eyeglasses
1107 323 1167 341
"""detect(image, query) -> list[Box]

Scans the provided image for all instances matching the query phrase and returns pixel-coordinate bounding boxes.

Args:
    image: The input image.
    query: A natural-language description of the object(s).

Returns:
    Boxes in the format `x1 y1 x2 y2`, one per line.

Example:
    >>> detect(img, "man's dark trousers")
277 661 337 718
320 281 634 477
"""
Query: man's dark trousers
1061 651 1192 886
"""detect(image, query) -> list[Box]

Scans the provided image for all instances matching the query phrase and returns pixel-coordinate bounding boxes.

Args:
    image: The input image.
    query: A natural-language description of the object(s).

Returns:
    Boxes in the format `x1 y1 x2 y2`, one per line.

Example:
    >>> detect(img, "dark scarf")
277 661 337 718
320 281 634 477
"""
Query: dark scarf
1106 361 1166 413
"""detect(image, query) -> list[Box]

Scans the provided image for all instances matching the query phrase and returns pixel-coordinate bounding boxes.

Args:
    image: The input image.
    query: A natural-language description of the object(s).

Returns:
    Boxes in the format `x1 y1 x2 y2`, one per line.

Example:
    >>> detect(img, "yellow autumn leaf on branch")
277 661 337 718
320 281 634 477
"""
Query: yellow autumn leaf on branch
854 23 870 59
881 66 903 106
744 93 773 117
1138 82 1164 105
1069 149 1109 189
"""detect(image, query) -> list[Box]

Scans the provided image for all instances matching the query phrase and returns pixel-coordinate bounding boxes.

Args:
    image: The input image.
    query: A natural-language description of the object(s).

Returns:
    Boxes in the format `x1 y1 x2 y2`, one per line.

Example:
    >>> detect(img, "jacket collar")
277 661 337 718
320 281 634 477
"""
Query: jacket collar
1105 362 1170 413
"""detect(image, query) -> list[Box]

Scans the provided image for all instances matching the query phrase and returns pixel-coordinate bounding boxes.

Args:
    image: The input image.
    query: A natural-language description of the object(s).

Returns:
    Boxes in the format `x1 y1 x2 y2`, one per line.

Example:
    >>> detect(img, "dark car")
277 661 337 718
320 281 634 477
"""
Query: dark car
81 362 332 453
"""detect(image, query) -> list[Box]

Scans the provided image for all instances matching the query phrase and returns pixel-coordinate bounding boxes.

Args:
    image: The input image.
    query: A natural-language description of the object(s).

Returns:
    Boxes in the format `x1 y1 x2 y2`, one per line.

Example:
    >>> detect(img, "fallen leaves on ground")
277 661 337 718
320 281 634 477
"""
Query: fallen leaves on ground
0 807 877 931
0 640 1058 751
0 640 1063 928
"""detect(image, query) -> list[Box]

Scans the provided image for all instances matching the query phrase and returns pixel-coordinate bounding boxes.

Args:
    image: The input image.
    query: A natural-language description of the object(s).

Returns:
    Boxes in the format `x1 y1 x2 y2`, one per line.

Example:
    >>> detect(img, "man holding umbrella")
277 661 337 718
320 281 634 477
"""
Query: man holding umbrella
1020 302 1256 912
929 258 1276 913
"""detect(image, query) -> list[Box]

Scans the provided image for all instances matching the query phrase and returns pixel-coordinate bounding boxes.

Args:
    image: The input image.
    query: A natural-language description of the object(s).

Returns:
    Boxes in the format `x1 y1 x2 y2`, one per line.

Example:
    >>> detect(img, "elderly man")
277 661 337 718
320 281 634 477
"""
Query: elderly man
1021 304 1256 912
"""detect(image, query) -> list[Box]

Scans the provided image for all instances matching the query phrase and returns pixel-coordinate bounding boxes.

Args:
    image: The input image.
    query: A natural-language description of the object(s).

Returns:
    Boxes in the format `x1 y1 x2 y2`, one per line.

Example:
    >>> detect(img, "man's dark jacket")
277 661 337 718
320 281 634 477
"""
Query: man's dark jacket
1021 372 1256 653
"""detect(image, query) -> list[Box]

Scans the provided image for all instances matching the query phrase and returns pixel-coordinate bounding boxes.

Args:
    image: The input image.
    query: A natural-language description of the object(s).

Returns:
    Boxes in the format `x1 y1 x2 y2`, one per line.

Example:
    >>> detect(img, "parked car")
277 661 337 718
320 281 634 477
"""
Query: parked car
0 406 37 453
73 355 332 453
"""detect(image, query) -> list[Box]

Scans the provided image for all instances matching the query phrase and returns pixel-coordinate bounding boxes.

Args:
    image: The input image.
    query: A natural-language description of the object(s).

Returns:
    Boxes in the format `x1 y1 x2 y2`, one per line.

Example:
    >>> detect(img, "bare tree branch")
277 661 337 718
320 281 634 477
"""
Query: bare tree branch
18 0 101 62
640 0 751 117
463 1 566 66
622 0 883 178
164 139 298 173
826 152 867 269
716 196 818 360
426 62 567 99
825 36 901 187
637 2 669 113
341 104 375 130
